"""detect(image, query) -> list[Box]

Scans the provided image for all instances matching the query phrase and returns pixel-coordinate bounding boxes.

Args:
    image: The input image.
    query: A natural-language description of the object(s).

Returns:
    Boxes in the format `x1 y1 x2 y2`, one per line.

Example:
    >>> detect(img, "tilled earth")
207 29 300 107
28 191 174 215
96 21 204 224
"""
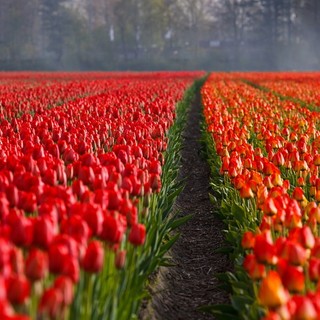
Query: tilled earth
140 89 232 320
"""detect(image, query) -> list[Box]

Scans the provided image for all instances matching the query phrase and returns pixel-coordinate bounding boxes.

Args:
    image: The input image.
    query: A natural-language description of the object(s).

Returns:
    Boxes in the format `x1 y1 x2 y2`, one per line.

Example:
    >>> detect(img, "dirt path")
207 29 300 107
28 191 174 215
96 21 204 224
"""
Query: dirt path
140 87 232 320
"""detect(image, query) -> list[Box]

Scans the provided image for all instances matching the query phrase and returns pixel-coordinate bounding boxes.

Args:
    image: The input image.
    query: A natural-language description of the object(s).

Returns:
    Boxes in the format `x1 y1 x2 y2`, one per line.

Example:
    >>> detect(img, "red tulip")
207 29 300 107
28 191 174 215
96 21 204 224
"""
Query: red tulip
18 191 37 213
6 274 30 305
61 257 79 283
25 249 48 282
61 215 90 245
129 223 146 246
243 254 266 280
107 189 122 210
82 240 104 273
291 296 317 320
33 215 57 249
100 214 124 244
53 275 74 307
38 287 63 320
280 241 308 266
81 203 104 236
0 193 10 220
253 233 277 265
241 231 256 250
9 214 34 248
309 257 320 282
49 243 69 274
281 264 305 292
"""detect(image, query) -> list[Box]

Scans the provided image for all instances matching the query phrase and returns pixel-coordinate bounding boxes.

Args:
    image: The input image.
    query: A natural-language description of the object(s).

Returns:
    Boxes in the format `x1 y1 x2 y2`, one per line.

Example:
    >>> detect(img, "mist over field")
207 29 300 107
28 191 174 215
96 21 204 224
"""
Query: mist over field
0 0 319 71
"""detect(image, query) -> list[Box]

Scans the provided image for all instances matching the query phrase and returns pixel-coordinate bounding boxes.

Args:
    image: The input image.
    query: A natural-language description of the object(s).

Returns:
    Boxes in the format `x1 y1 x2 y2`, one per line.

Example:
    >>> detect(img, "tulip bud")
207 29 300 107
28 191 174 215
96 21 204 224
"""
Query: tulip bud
309 257 320 282
254 233 277 265
6 274 30 305
292 187 305 202
107 189 122 210
61 215 90 246
100 215 124 244
54 275 74 307
129 223 146 246
81 203 103 237
38 287 63 320
0 192 10 220
82 240 104 273
9 215 34 248
282 265 305 293
241 231 256 250
149 174 161 193
239 184 254 199
291 296 317 320
33 216 56 249
243 254 266 280
49 243 69 274
115 250 126 269
258 270 289 309
10 247 24 275
25 249 48 282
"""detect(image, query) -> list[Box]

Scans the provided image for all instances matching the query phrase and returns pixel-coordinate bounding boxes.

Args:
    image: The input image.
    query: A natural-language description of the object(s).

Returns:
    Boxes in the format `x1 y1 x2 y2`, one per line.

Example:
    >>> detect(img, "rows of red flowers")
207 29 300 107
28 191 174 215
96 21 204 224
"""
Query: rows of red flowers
0 71 203 319
233 72 320 108
202 73 320 319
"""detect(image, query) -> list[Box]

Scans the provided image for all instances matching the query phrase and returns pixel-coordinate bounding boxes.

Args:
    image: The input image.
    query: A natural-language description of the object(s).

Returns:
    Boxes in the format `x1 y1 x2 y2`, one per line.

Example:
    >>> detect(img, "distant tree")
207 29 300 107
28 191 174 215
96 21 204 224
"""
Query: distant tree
40 0 67 63
0 0 39 64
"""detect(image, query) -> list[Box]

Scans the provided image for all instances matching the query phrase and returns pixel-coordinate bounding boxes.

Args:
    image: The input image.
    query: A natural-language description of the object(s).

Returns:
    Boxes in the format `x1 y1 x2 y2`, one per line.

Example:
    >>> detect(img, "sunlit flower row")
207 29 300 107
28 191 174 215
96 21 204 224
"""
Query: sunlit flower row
233 72 320 108
202 73 320 320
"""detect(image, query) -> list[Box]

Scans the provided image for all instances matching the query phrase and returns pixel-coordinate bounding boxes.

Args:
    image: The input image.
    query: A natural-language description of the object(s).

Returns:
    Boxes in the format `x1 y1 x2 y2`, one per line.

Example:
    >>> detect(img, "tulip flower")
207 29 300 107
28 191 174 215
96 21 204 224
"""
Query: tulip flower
25 249 48 282
291 296 317 320
38 287 63 320
53 275 74 307
6 274 31 305
100 214 125 244
258 270 289 309
241 231 256 250
129 223 146 246
254 233 277 265
82 240 104 273
282 264 305 293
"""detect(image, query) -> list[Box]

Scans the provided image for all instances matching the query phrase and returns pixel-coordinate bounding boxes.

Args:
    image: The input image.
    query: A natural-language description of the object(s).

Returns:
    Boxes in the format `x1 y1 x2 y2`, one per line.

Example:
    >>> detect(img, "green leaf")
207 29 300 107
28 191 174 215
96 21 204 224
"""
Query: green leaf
159 259 177 267
198 304 239 319
166 185 184 204
168 214 193 231
159 233 180 255
231 202 246 224
213 246 233 254
231 295 255 312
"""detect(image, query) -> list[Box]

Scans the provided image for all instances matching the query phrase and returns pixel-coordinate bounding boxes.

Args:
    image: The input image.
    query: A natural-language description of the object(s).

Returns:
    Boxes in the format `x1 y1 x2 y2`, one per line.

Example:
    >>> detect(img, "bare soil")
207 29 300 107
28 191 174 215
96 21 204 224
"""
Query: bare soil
140 88 232 320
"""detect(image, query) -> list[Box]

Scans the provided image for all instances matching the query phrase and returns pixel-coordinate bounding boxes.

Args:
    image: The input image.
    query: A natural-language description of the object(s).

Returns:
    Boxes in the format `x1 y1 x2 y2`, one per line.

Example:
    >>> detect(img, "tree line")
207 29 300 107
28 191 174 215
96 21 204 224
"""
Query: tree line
0 0 319 71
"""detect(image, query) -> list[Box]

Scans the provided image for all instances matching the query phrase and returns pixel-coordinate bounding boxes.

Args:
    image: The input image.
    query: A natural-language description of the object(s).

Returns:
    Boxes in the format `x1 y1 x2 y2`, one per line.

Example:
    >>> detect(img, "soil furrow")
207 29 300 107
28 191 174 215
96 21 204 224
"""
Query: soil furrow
140 86 231 320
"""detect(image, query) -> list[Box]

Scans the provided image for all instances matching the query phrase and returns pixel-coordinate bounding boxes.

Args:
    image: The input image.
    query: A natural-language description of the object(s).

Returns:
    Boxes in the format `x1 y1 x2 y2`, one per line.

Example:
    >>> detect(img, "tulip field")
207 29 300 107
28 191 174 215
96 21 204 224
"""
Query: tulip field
1 70 320 320
0 71 204 320
202 72 320 320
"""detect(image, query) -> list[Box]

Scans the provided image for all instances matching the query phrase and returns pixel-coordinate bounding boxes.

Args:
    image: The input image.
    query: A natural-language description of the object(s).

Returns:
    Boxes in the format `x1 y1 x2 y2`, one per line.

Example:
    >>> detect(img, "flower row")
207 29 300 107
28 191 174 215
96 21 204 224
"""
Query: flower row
202 73 320 320
0 71 203 319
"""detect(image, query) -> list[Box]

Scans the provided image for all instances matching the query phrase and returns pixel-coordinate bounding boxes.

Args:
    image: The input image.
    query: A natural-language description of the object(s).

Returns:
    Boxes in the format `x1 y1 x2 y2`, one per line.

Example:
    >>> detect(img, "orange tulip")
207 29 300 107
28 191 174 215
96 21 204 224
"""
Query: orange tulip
239 184 254 199
241 231 256 250
258 270 289 309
